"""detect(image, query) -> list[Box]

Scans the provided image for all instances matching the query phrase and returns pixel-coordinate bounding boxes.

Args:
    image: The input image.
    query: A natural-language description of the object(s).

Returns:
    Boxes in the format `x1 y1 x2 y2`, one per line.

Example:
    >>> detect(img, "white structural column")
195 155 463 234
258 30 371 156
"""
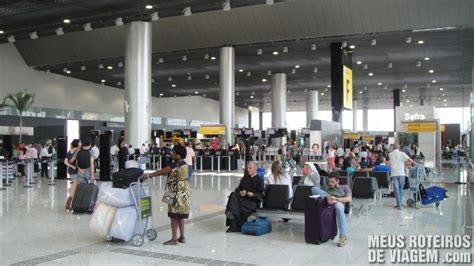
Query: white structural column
306 90 319 127
219 46 235 147
124 21 152 148
362 107 369 132
353 100 358 132
271 73 287 129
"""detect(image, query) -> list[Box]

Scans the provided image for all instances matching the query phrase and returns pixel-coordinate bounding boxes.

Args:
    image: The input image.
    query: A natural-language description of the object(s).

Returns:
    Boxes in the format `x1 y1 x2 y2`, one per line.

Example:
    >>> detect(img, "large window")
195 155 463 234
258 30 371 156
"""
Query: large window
368 109 394 131
438 107 470 131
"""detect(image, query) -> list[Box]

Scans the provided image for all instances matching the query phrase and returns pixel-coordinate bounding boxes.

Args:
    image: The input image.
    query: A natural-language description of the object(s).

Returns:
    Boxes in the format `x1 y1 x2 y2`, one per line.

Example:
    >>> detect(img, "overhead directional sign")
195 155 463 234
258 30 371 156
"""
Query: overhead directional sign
402 122 436 133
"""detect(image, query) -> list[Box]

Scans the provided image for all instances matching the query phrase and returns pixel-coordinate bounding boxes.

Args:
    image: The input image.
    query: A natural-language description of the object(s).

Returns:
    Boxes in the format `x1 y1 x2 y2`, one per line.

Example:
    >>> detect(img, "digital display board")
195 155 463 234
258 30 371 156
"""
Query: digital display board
343 65 353 110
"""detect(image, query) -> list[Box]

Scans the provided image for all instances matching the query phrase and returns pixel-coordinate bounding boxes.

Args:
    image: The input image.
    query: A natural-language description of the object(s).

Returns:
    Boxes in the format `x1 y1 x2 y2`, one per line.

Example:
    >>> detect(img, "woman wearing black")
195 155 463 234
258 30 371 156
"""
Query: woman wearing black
118 141 128 170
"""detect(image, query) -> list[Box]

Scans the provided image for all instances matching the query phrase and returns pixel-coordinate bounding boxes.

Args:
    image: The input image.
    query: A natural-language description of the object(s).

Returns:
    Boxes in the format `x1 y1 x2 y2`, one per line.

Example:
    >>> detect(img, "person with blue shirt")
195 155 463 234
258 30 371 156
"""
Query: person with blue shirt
342 157 356 176
372 156 391 172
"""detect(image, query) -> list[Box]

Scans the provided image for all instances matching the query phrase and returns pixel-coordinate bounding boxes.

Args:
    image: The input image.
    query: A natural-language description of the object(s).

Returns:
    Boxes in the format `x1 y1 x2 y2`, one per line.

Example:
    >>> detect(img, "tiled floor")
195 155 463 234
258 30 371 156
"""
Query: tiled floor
1 165 472 266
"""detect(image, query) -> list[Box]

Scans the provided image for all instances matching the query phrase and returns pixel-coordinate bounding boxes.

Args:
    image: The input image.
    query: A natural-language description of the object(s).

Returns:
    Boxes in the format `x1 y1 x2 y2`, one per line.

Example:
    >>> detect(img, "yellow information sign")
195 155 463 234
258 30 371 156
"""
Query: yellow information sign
344 133 360 140
402 122 437 133
343 65 353 110
199 125 226 135
361 136 374 142
441 124 446 132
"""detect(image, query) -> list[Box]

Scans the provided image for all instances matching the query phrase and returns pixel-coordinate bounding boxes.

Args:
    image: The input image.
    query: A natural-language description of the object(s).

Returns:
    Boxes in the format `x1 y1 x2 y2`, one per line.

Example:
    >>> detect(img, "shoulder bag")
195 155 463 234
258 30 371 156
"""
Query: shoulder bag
162 169 179 206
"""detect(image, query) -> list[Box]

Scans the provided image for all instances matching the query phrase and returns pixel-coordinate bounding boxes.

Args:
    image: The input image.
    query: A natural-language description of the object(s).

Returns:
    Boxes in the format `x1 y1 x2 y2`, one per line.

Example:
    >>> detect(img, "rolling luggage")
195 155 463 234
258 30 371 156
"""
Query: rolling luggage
304 197 337 244
419 185 447 206
241 217 272 236
72 183 99 214
112 168 144 189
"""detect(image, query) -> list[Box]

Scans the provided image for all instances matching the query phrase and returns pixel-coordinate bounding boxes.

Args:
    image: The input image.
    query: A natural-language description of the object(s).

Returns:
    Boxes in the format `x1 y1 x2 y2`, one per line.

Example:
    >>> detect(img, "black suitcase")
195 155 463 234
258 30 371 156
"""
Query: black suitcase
304 197 338 244
72 183 99 214
112 168 144 189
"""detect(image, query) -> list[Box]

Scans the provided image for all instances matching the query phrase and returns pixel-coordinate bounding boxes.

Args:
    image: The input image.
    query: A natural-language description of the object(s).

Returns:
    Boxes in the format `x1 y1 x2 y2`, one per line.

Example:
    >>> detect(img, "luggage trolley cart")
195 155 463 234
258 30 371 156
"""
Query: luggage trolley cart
406 164 426 208
128 178 157 246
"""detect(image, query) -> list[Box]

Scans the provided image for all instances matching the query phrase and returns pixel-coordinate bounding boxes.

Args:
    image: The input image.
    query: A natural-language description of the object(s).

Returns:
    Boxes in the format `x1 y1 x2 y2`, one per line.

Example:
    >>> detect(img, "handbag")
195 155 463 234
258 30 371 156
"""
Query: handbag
162 171 179 206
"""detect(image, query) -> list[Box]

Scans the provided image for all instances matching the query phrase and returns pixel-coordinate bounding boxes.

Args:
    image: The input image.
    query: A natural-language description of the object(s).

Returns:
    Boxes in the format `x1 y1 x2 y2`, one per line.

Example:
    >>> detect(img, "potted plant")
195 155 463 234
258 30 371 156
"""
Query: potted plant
1 90 35 143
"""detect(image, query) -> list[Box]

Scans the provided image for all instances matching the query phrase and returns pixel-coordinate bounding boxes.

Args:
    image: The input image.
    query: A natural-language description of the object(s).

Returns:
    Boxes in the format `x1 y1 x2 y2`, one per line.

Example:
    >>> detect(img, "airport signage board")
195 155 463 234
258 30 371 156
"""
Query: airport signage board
402 122 436 133
343 133 360 140
199 125 226 135
342 65 353 110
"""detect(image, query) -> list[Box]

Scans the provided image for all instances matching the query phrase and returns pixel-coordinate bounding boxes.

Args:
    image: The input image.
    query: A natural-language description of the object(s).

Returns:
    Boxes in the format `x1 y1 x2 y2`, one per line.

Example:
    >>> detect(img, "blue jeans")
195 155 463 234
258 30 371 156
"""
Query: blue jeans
76 169 91 184
188 165 193 181
392 176 405 207
311 187 348 237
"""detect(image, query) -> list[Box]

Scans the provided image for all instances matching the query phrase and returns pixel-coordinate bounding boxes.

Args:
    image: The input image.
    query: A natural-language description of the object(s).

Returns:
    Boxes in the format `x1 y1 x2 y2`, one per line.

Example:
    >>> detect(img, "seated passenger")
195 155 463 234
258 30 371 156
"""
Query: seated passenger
342 157 356 176
225 161 264 232
266 161 293 199
359 157 368 169
299 162 321 187
311 172 352 247
372 156 391 172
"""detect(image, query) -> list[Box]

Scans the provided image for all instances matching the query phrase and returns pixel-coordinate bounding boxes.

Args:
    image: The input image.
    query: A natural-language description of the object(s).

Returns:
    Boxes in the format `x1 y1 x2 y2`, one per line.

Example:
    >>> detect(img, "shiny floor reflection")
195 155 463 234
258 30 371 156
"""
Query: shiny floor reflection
1 170 471 265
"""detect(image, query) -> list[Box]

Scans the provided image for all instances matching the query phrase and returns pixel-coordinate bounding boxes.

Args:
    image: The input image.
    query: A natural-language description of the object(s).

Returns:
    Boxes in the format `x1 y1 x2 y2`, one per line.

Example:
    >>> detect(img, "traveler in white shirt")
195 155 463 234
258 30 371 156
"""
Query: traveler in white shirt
39 143 51 178
388 143 415 210
139 143 148 155
184 142 195 180
110 144 119 156
266 161 293 199
336 146 344 158
91 143 100 173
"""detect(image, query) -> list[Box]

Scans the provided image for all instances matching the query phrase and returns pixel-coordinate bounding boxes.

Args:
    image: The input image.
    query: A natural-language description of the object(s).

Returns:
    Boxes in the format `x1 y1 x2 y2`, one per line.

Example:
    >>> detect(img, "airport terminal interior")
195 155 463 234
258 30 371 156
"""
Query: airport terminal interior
0 1 473 265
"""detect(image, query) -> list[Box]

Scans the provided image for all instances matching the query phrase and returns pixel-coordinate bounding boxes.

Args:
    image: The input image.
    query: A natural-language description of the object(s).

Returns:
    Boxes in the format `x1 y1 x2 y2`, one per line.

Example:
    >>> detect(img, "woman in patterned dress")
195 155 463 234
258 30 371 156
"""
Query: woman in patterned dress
146 144 191 245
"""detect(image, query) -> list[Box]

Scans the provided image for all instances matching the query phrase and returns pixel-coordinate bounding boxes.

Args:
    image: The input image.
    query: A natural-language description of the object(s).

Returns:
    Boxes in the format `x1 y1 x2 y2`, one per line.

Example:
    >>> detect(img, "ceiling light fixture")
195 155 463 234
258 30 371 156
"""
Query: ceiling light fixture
424 57 430 61
101 79 106 83
418 40 424 44
368 72 374 76
250 95 254 99
311 44 317 51
195 91 199 94
145 5 153 9
429 69 434 73
55 27 64 35
66 70 71 74
257 49 262 55
443 99 447 102
0 30 4 34
370 39 377 46
349 45 356 49
272 51 279 55
114 17 124 26
172 84 176 87
321 93 325 96
150 12 159 21
359 91 363 94
83 23 92 31
183 6 192 16
63 19 71 24
160 93 164 96
107 66 113 70
29 31 38 39
439 88 444 91
295 65 300 69
262 78 267 82
238 69 244 72
378 82 382 85
210 56 216 60
402 89 406 93
405 37 412 43
356 61 362 65
432 80 437 83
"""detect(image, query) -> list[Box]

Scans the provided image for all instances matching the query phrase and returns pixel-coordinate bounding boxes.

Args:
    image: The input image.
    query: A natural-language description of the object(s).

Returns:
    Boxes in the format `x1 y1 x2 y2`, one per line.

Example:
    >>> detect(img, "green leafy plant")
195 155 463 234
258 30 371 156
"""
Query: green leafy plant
1 90 35 142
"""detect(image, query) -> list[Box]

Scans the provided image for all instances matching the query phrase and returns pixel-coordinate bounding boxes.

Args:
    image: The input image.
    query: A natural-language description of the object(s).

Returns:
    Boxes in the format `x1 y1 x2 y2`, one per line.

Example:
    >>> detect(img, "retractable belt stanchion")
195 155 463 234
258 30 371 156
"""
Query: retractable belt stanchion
199 156 203 172
217 155 221 173
211 156 214 171
228 156 231 171
2 161 13 187
48 160 56 186
24 159 34 188
152 155 156 170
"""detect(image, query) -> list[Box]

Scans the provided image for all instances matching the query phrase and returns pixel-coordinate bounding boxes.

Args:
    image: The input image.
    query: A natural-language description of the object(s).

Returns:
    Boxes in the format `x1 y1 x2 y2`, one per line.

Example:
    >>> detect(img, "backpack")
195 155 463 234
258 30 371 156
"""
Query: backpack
76 149 91 169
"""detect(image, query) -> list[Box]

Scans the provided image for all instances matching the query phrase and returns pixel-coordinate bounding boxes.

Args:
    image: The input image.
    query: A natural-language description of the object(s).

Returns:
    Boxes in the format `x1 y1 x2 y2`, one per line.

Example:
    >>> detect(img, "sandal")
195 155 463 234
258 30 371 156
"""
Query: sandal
178 237 186 243
163 239 178 245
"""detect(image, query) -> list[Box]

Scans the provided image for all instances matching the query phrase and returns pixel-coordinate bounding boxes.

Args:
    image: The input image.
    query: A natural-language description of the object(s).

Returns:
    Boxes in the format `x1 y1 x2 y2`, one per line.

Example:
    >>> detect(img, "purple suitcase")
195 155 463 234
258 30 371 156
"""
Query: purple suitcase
304 197 338 244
